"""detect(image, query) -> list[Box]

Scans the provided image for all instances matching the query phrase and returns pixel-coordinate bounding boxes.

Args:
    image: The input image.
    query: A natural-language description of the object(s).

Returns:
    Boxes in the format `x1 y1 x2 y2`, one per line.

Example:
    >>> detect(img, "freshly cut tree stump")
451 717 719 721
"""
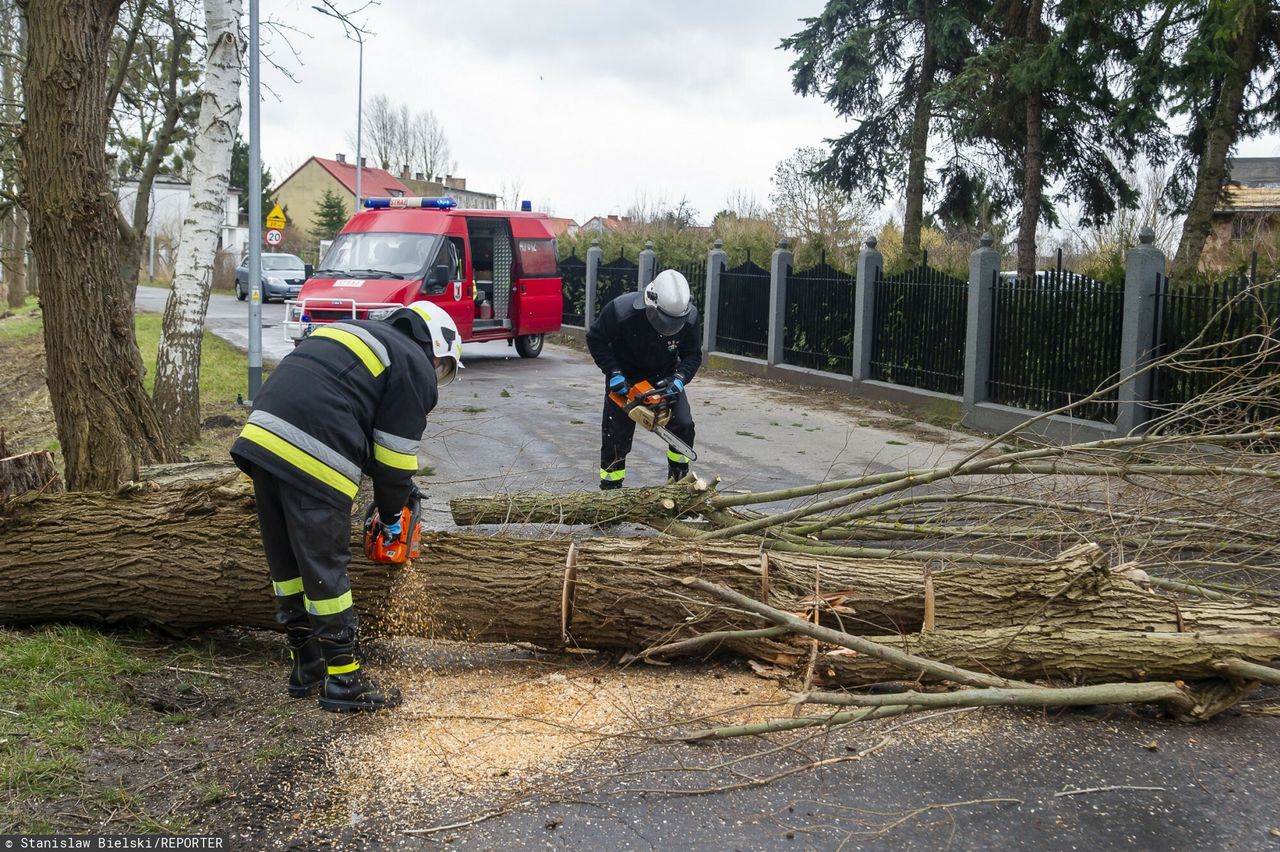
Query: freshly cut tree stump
0 450 61 498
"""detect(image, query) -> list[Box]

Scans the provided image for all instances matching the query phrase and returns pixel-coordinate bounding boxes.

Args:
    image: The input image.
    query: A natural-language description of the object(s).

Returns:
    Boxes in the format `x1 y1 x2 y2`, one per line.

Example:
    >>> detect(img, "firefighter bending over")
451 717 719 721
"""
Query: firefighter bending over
230 302 462 712
586 269 702 489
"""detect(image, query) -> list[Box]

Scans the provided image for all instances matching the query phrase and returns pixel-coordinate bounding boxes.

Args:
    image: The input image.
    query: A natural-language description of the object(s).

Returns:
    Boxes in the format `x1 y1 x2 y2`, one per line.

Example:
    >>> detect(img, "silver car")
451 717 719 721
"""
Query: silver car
235 253 311 302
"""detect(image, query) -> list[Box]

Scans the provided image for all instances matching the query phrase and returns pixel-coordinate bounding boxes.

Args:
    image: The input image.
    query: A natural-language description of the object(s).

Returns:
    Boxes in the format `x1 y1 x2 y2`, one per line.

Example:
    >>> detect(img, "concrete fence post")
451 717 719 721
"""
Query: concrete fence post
585 239 603 325
1115 227 1165 435
963 233 1001 408
703 239 727 353
767 239 793 365
638 240 657 292
852 236 883 381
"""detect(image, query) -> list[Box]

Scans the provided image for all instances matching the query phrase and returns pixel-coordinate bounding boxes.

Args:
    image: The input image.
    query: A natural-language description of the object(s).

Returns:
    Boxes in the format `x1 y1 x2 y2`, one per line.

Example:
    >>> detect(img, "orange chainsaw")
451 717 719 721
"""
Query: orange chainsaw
362 487 423 565
608 379 698 462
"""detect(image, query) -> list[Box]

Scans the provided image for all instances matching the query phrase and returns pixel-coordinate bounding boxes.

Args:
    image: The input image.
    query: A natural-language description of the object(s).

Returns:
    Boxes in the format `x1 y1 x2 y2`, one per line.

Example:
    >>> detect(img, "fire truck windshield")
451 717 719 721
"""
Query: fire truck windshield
316 232 442 279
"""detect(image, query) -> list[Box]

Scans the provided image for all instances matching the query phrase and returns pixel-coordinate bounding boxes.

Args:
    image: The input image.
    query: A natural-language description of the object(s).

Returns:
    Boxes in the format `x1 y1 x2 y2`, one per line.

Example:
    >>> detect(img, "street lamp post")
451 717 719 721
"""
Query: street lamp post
313 3 372 209
246 0 263 401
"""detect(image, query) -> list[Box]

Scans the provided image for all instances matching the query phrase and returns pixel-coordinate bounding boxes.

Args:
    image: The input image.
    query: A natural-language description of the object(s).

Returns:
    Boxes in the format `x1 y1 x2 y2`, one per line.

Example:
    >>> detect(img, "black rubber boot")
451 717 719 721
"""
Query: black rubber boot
667 462 689 483
286 626 326 698
599 478 624 491
317 636 402 713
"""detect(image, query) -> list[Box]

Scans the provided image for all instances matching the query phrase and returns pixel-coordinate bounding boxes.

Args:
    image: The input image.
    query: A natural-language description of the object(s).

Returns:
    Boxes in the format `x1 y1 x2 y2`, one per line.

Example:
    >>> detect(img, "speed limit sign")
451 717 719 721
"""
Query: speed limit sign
265 228 283 247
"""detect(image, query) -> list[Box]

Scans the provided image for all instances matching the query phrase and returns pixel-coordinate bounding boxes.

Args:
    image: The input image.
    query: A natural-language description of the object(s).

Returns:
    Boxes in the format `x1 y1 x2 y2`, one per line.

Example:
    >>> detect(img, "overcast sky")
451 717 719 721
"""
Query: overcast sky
254 0 844 223
252 0 1278 228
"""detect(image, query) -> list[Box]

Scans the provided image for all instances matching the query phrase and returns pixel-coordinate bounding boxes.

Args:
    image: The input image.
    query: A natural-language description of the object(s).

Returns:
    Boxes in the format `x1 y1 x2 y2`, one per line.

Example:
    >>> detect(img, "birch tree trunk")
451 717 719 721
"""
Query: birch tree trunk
19 0 173 490
2 0 25 308
152 0 242 444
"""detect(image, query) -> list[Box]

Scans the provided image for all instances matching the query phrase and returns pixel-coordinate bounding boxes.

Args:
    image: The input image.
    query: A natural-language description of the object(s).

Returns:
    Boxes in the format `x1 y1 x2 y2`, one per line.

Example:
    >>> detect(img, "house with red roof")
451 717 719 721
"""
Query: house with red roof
272 154 413 238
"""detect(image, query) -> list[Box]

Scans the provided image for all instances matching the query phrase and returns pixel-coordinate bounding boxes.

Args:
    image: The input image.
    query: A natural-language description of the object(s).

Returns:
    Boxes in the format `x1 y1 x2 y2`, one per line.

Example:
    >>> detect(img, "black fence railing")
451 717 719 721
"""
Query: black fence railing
783 259 855 374
988 268 1125 422
594 251 638 320
1153 271 1280 424
559 252 586 327
716 257 770 358
667 260 707 337
870 258 967 394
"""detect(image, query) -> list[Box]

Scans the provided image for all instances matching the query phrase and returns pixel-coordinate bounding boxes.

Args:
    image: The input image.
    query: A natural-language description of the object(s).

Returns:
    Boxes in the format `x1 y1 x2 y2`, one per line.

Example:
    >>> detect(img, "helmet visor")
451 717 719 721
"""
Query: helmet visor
646 305 687 337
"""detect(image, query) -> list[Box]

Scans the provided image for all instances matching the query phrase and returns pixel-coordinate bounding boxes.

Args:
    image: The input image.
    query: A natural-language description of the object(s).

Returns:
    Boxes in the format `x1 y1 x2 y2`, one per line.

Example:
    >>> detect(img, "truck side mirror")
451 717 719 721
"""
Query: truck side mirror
304 263 314 279
421 263 452 295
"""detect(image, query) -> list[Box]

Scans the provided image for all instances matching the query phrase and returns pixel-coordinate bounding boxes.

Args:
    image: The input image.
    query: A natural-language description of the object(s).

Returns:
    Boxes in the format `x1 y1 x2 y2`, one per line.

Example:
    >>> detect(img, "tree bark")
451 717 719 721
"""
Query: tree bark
0 450 61 497
1169 10 1260 281
1016 0 1046 281
19 0 173 490
2 1 24 309
3 468 1277 666
901 2 936 268
152 0 242 444
449 477 716 530
816 626 1280 686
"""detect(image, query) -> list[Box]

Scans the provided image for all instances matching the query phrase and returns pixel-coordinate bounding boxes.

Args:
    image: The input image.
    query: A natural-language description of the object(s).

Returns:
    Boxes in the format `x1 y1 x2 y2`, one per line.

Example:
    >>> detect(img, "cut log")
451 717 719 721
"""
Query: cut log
0 450 62 498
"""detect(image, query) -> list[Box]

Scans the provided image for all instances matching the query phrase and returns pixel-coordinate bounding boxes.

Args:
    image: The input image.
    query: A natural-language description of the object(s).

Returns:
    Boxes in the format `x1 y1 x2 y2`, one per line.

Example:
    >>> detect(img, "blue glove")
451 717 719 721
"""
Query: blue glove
658 375 685 396
381 517 402 543
670 376 685 395
608 373 627 395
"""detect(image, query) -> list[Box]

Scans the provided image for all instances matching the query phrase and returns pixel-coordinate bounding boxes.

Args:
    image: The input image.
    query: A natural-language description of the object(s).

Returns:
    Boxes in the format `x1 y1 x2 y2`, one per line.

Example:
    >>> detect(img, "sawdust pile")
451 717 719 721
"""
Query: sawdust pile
331 640 791 810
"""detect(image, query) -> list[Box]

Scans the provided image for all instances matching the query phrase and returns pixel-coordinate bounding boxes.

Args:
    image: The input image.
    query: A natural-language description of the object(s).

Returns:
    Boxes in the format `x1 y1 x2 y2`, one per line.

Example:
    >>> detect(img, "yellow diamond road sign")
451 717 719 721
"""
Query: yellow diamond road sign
265 203 286 230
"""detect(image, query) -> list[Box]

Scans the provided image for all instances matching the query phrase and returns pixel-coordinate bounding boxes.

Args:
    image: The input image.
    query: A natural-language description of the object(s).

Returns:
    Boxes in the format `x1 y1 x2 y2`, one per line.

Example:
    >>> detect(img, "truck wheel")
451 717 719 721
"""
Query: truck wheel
515 334 544 359
235 281 246 301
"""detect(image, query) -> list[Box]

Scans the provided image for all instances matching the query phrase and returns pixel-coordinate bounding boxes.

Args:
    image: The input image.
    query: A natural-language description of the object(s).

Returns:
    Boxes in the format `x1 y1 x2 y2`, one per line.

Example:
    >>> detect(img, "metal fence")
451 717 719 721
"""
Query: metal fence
715 256 770 358
594 251 639 320
1153 270 1280 424
870 257 967 393
783 259 855 374
559 252 586 327
988 268 1125 422
668 260 707 336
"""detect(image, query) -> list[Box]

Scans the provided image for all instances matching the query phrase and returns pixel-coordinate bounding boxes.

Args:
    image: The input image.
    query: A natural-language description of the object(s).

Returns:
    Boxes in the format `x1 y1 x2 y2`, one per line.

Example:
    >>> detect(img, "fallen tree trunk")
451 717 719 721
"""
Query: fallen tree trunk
814 627 1280 687
448 477 716 530
3 466 1278 689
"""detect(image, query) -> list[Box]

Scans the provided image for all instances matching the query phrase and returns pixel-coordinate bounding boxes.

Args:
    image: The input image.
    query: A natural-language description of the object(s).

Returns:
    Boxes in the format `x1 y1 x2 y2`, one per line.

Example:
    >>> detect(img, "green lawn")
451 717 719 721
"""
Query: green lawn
133 312 252 405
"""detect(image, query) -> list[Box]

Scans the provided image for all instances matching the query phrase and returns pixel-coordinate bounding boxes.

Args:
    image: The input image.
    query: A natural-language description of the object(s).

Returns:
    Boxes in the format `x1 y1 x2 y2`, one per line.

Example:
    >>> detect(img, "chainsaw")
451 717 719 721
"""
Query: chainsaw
607 379 698 462
362 486 423 565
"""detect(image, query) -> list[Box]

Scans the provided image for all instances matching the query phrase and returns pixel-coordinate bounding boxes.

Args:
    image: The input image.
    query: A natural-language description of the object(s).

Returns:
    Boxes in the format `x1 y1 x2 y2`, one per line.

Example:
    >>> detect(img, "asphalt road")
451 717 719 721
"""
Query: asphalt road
135 287 1280 850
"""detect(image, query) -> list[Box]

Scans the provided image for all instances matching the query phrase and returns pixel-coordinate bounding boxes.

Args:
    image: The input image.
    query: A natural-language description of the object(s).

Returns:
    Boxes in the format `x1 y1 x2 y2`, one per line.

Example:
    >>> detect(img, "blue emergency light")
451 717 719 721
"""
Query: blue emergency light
363 196 458 210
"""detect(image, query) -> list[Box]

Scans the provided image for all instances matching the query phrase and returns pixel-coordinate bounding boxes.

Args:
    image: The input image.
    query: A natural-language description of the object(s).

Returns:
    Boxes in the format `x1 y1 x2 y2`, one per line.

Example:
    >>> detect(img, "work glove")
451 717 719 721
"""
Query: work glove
378 513 403 544
657 375 685 396
607 372 628 395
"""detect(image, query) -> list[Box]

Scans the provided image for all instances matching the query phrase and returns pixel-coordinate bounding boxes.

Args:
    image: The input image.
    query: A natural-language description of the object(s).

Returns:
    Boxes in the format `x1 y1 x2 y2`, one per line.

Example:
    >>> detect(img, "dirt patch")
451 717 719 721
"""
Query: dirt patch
0 304 56 456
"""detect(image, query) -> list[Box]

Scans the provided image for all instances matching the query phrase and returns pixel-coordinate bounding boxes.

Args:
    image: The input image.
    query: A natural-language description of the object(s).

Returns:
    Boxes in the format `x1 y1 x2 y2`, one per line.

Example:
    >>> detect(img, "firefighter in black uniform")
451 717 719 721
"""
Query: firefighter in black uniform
230 302 462 712
586 269 702 489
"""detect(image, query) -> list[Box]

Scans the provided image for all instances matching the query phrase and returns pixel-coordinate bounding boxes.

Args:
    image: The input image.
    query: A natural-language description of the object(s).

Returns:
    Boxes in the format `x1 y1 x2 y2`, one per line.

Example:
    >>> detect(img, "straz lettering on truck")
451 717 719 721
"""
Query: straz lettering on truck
284 197 562 361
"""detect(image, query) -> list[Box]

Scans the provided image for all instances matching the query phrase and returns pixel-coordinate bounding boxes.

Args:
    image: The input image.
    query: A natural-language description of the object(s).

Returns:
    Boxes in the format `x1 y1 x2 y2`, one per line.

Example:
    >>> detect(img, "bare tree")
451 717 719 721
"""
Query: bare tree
361 93 398 170
360 92 452 181
769 147 871 261
409 108 449 179
498 177 523 210
153 0 243 443
1 0 27 307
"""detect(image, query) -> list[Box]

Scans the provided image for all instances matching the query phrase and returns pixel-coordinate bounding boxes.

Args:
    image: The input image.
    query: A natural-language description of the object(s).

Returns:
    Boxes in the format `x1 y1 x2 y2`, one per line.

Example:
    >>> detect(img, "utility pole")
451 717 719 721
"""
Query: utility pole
313 2 373 209
247 0 262 401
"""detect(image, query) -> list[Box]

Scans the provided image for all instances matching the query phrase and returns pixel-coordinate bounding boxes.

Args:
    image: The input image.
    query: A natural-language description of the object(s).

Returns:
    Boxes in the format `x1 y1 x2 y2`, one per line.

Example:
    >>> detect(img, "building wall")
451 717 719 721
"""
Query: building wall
273 159 354 240
401 176 497 209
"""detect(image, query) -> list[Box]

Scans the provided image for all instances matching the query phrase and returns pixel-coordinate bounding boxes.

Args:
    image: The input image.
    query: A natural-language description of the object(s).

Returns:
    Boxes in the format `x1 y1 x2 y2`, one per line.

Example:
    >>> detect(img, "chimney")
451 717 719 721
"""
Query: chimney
400 164 410 179
359 157 367 168
414 172 424 181
336 153 346 164
607 214 619 221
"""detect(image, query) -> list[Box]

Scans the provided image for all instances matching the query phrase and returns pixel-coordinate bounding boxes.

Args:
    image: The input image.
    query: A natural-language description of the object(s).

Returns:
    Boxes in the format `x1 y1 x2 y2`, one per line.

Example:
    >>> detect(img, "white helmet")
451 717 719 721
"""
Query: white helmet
388 301 464 386
643 269 693 336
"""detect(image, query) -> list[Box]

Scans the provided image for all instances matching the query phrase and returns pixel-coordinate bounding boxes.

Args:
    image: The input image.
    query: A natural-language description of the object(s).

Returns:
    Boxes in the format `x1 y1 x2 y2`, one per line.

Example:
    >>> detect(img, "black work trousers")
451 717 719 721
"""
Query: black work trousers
600 386 695 484
251 465 358 640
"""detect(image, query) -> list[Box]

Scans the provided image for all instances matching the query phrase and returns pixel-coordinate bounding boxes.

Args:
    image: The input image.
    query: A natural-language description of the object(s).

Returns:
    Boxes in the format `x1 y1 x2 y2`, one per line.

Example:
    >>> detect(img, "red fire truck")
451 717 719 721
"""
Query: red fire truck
285 198 562 358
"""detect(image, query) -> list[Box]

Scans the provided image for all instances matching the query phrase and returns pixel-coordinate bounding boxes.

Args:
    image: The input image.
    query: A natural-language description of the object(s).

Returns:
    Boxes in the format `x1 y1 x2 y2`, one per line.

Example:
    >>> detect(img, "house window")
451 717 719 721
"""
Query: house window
388 189 404 198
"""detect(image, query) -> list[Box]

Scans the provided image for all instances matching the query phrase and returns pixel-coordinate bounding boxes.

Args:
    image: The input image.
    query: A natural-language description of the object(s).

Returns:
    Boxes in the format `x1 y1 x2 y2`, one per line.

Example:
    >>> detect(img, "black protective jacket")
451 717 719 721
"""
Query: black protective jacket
586 293 702 385
230 319 437 517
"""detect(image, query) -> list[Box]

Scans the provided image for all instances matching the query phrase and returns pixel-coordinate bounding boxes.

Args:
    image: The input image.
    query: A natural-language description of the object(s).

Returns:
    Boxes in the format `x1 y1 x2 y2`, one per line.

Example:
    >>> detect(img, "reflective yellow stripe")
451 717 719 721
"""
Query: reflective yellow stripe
374 442 418 471
311 326 386 377
667 449 690 463
240 424 359 499
305 590 354 616
273 577 304 597
600 468 625 481
327 661 360 675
